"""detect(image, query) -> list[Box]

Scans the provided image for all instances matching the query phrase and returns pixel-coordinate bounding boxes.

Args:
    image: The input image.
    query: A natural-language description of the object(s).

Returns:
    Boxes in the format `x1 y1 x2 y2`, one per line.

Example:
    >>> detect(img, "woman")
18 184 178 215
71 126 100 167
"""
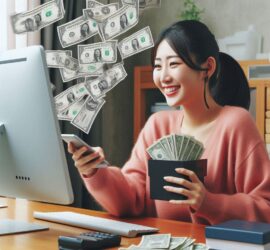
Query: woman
68 20 270 225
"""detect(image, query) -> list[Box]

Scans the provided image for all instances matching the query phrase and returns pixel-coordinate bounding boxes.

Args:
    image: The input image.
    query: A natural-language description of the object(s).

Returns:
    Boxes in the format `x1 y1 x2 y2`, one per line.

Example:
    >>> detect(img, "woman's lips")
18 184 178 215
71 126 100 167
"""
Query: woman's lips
163 86 180 97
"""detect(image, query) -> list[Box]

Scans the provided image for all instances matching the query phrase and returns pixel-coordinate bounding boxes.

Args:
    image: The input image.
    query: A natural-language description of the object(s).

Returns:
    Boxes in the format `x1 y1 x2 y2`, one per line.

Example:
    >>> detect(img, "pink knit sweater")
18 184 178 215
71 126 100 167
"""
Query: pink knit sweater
82 106 270 225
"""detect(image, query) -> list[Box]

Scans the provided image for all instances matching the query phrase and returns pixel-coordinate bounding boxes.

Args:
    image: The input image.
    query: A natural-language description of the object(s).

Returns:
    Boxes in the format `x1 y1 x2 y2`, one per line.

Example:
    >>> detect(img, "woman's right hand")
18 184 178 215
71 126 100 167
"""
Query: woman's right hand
67 142 105 177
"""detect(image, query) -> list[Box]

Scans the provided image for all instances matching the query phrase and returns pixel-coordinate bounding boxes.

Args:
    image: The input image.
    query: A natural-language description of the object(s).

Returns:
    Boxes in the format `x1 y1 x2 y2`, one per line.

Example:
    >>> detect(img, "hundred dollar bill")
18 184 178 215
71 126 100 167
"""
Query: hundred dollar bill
11 0 65 34
86 0 104 8
57 14 98 48
78 41 118 64
71 96 106 134
83 3 119 22
85 63 127 100
45 50 72 68
146 142 170 160
54 82 90 114
118 26 154 59
98 3 139 41
57 94 89 121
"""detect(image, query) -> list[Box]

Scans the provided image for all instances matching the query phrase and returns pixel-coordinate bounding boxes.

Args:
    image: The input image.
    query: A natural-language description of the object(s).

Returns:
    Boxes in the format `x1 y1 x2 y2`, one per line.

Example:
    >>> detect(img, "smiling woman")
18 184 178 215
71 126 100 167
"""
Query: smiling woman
68 20 270 226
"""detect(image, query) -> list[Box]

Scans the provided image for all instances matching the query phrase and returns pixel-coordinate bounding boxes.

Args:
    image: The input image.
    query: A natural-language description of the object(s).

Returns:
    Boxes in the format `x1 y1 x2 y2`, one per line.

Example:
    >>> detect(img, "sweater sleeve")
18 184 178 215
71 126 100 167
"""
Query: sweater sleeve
80 113 159 217
192 142 270 225
191 109 270 225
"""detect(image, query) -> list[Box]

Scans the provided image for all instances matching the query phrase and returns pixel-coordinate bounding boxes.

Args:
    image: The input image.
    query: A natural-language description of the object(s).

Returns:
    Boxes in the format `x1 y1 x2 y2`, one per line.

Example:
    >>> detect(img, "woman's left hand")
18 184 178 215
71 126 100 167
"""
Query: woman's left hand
163 168 206 212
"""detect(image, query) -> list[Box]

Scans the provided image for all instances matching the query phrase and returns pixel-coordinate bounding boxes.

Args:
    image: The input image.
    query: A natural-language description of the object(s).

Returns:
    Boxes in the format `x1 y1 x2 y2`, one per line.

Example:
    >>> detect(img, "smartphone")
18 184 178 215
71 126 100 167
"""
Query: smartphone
61 134 109 168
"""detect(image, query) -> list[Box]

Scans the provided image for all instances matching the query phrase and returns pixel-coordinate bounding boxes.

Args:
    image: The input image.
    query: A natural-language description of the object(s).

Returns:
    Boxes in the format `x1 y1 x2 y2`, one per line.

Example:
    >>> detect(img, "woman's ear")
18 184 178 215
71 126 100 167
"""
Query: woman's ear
205 56 216 79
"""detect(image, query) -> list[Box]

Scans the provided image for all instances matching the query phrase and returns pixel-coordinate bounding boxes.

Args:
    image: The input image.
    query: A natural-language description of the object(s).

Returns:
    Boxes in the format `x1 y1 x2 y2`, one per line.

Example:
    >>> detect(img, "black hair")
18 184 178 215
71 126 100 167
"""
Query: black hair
151 20 250 110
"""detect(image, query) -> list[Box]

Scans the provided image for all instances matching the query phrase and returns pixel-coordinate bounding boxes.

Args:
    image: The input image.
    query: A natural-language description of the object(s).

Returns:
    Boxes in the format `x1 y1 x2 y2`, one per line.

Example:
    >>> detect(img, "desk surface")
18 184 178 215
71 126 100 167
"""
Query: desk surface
0 197 205 250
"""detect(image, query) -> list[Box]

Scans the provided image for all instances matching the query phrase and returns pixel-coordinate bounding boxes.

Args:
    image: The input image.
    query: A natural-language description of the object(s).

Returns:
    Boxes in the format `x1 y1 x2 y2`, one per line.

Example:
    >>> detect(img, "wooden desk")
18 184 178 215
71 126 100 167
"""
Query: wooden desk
0 197 206 250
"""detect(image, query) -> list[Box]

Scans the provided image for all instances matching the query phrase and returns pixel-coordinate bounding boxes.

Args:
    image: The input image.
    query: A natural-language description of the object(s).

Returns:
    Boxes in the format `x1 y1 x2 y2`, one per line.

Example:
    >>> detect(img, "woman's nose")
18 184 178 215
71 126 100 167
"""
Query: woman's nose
160 68 172 83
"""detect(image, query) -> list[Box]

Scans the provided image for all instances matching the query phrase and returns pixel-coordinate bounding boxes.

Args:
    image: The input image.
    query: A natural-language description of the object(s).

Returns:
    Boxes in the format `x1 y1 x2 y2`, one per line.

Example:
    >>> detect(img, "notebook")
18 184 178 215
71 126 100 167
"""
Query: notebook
33 211 159 237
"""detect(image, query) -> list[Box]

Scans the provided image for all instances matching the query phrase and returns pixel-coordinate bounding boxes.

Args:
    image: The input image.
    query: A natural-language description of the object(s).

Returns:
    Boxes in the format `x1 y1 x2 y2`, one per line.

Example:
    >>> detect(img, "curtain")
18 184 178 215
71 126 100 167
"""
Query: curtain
41 0 103 210
40 0 135 210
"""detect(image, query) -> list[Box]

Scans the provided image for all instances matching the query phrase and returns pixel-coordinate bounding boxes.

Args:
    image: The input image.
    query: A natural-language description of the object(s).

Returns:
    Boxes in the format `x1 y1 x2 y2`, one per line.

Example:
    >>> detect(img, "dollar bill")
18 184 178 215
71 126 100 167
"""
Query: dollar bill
83 3 119 22
84 63 127 100
54 83 90 114
59 57 103 82
119 235 208 250
79 63 104 75
71 96 106 134
98 2 139 41
59 67 84 82
169 237 188 249
57 14 98 48
118 26 154 59
138 0 162 9
57 94 89 121
139 234 171 249
148 134 205 161
78 41 118 64
86 0 104 8
11 0 65 34
45 50 72 68
146 142 170 160
77 77 86 84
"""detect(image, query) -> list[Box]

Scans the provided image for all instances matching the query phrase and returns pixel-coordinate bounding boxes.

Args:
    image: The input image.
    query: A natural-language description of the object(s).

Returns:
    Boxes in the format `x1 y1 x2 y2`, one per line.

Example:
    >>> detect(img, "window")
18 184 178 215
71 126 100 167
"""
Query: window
0 0 40 52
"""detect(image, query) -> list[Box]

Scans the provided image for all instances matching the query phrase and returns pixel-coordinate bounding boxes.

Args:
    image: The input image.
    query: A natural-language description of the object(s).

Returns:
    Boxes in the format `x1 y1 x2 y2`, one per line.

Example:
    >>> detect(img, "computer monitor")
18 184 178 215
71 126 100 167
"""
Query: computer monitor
0 45 74 206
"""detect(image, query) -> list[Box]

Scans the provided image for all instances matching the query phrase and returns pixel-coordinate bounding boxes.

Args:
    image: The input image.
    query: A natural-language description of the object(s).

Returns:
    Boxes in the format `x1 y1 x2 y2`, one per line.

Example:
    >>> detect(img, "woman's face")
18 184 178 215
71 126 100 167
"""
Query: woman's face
153 40 205 108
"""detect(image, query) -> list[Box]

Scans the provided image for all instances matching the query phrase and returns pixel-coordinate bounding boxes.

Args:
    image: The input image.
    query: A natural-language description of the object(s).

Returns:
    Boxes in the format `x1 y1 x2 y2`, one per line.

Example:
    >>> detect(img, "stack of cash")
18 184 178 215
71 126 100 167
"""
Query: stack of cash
119 234 209 249
147 134 204 161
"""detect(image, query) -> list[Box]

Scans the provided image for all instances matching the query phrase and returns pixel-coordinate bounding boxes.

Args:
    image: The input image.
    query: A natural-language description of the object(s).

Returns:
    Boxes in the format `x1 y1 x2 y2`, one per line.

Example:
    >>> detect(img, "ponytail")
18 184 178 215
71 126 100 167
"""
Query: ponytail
209 52 250 110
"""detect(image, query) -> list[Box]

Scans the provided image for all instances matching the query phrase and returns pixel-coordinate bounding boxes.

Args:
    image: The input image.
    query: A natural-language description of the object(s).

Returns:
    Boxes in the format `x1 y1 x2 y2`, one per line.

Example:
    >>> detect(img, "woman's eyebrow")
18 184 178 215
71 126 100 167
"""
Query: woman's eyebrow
155 55 180 61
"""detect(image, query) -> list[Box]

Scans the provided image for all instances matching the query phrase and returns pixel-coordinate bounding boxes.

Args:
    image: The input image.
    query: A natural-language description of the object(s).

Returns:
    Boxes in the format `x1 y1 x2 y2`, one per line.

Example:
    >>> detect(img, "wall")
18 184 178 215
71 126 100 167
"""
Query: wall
103 0 270 167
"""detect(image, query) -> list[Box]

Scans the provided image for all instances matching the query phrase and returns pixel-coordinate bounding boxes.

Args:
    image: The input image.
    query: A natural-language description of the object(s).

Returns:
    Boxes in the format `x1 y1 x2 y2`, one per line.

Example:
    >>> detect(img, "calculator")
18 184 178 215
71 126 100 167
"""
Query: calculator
58 231 121 250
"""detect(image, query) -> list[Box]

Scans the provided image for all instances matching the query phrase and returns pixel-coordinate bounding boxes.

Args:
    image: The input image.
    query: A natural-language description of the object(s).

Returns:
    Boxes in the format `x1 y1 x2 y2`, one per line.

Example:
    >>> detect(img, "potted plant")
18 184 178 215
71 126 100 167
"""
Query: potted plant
180 0 204 21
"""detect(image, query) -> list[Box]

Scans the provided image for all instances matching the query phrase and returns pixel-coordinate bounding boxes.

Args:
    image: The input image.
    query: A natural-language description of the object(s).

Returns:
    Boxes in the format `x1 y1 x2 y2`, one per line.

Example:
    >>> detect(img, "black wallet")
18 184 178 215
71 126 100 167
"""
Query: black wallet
148 159 207 201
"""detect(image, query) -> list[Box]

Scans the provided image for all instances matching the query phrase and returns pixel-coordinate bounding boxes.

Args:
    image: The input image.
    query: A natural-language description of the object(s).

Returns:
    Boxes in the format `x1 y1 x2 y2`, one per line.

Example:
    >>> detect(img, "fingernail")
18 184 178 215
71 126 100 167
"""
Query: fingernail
163 176 169 180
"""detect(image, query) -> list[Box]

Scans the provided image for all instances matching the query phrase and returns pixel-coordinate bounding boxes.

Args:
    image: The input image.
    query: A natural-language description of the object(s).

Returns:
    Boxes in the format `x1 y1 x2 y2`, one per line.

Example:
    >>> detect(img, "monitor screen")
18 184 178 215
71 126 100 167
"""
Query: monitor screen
0 45 73 205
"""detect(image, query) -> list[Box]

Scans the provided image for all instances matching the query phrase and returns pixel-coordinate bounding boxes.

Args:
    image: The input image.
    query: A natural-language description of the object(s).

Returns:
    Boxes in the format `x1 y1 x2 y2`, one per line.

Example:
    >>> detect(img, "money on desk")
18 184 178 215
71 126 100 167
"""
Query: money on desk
119 234 209 249
147 134 204 161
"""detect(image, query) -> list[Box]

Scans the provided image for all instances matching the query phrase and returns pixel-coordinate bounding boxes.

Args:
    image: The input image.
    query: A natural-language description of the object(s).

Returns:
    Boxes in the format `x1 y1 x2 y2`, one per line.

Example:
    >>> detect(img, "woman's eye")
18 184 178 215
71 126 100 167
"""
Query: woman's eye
170 62 181 67
153 64 161 69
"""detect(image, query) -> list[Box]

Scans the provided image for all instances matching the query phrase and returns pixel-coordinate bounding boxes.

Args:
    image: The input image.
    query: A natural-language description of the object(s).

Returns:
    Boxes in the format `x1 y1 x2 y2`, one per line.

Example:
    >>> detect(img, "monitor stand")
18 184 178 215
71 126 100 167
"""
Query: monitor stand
0 219 48 235
0 124 48 235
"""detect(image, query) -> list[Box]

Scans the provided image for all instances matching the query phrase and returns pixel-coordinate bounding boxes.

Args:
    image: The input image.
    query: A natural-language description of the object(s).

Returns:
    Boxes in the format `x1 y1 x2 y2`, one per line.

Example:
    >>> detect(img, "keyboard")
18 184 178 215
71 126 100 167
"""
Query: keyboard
33 211 159 238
